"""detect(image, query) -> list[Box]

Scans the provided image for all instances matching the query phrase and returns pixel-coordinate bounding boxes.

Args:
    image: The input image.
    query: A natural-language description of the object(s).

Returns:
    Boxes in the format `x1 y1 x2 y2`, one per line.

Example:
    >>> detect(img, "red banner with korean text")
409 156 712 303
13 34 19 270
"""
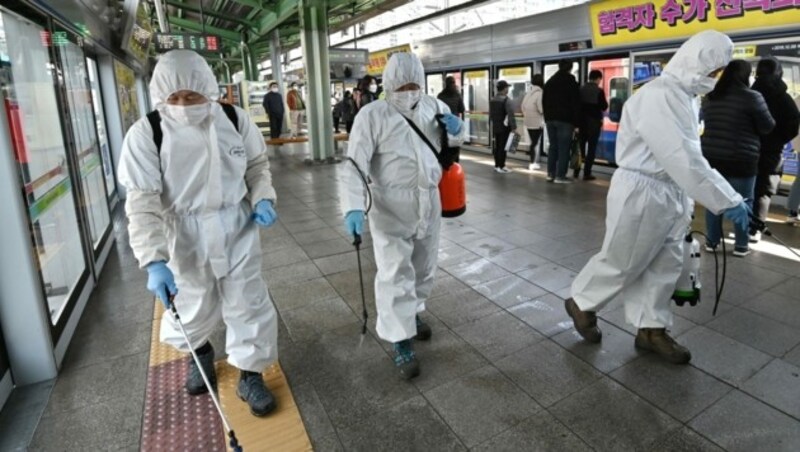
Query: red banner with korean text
590 0 800 48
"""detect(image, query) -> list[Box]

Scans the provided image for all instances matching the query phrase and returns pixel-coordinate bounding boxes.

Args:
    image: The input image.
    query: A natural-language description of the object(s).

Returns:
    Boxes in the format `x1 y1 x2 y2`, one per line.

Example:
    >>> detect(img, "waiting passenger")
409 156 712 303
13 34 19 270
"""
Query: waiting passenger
334 90 357 134
357 75 379 110
701 59 775 257
287 82 306 137
521 74 545 171
750 57 800 241
564 31 750 364
489 80 515 173
576 70 609 181
340 52 464 379
437 76 466 162
262 81 284 139
118 50 280 416
542 59 581 183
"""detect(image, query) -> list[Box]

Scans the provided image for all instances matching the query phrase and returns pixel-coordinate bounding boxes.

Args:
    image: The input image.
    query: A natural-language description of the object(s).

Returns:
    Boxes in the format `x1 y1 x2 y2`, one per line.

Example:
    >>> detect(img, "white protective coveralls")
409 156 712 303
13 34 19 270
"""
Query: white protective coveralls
340 53 464 343
571 31 743 329
117 50 278 372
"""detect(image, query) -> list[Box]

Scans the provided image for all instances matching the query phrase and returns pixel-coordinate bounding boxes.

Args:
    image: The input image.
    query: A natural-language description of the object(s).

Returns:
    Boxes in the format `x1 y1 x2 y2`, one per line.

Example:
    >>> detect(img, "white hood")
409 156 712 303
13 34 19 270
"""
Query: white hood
149 50 219 109
662 30 733 96
382 52 425 94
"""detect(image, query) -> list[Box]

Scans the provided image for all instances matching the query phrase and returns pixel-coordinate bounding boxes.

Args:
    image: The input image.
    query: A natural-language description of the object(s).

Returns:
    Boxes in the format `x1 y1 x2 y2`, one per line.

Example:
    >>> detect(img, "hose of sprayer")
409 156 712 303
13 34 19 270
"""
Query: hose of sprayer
346 157 371 334
688 224 727 316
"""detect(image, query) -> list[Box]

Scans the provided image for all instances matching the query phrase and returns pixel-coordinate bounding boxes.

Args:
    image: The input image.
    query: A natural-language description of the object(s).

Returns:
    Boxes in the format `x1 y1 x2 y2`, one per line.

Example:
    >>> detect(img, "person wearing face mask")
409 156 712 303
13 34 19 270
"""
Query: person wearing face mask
340 52 464 379
262 81 284 139
117 50 281 416
563 31 750 365
287 82 306 137
357 75 379 111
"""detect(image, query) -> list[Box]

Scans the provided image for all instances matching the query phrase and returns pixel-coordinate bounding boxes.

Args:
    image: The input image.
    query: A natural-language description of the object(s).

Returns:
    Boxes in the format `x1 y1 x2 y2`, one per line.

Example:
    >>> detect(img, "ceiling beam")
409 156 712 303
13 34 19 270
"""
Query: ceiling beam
226 0 263 9
168 17 243 42
164 0 258 28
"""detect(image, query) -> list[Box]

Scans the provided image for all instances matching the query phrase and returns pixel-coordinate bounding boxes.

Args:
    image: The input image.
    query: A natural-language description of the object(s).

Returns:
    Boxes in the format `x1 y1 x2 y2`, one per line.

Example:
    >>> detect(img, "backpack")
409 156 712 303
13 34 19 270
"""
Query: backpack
146 102 239 152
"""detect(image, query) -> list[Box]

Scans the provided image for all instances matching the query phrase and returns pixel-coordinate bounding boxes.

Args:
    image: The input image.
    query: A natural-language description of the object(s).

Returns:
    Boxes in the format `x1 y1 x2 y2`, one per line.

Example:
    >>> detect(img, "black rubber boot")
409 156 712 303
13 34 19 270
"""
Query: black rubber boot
237 371 277 417
564 298 602 343
393 339 420 380
414 315 432 341
186 343 217 395
635 328 691 364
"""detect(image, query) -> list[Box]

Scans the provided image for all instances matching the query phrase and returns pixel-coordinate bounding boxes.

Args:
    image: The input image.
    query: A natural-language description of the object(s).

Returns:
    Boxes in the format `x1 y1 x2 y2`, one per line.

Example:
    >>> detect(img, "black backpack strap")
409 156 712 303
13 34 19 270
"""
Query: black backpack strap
403 116 440 159
220 102 239 132
146 111 162 152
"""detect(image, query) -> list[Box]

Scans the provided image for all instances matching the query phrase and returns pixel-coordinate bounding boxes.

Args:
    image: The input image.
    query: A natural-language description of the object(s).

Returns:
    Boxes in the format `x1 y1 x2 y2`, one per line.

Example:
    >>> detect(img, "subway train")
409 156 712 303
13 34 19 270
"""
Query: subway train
408 3 800 184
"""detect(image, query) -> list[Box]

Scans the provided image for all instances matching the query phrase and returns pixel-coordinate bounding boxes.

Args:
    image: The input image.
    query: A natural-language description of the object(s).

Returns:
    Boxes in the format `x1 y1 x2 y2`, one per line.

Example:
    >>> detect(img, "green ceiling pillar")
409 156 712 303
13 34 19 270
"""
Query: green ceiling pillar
300 0 334 162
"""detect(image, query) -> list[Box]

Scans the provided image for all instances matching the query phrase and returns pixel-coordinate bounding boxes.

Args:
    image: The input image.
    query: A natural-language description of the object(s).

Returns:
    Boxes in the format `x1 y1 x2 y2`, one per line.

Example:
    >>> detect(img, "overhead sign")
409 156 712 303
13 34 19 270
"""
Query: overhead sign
367 44 412 76
590 0 800 48
329 48 369 80
154 33 222 53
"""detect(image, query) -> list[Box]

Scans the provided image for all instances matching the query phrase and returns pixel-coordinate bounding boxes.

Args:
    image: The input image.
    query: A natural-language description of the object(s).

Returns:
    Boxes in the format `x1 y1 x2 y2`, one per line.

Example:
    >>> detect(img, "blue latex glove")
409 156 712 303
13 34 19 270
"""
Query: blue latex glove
146 261 178 308
723 201 752 231
441 113 462 136
344 210 365 237
253 199 278 227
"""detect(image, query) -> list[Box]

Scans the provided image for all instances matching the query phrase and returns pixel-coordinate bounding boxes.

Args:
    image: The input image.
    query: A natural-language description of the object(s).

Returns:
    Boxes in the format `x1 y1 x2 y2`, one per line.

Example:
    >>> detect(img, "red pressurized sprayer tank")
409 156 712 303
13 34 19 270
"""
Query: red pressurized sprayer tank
439 162 466 217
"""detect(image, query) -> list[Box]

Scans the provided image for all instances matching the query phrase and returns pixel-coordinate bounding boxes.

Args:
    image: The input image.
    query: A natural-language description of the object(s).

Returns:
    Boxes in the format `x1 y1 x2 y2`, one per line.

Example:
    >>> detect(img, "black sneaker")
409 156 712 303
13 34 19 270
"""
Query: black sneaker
186 344 217 395
237 372 277 417
393 339 420 380
414 315 432 341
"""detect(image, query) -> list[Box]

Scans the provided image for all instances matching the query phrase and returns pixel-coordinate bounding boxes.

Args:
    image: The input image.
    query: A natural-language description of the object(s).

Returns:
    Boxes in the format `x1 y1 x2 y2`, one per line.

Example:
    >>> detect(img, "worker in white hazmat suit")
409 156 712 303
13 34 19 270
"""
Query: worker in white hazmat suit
118 50 280 416
564 31 751 364
340 53 464 379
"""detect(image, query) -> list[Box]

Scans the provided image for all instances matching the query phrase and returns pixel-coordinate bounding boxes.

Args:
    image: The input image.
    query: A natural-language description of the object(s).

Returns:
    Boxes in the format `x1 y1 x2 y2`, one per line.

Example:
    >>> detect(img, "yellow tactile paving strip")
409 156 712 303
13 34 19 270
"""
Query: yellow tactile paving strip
143 300 312 452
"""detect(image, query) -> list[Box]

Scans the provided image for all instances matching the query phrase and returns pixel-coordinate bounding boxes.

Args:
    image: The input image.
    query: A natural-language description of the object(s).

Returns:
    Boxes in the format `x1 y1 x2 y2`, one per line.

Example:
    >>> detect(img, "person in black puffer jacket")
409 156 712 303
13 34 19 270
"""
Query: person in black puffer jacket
437 76 466 162
543 60 581 182
701 59 775 256
750 57 800 242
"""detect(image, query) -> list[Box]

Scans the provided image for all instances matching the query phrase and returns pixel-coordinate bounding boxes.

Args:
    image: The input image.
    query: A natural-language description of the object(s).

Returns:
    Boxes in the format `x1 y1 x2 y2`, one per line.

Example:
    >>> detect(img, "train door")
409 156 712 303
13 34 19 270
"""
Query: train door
463 68 491 147
85 56 117 211
497 64 532 152
426 73 444 97
0 6 92 343
586 55 631 165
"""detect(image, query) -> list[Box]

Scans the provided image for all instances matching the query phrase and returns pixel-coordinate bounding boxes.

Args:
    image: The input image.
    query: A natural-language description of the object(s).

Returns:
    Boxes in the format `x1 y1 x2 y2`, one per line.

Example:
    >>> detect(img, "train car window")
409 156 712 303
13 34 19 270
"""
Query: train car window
426 73 443 97
608 77 629 123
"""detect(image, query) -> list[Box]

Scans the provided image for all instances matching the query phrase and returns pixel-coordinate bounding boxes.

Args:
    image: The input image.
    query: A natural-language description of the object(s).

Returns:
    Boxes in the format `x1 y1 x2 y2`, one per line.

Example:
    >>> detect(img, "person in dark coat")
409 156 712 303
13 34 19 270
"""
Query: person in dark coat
437 76 466 162
576 70 609 180
543 60 581 183
262 82 284 139
357 75 378 111
489 80 515 173
701 59 775 256
334 90 357 134
750 57 800 242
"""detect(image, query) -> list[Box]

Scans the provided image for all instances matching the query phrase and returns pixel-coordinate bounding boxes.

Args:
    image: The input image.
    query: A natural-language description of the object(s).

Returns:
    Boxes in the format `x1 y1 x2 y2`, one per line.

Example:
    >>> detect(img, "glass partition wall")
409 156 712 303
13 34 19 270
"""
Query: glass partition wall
0 4 113 346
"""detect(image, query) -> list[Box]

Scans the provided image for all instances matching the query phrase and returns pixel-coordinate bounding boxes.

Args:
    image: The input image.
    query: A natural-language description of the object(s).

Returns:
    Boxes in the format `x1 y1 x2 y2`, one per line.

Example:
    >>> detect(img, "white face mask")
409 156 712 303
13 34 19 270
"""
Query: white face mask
390 90 421 114
369 84 378 93
270 87 279 93
165 103 210 125
694 76 718 95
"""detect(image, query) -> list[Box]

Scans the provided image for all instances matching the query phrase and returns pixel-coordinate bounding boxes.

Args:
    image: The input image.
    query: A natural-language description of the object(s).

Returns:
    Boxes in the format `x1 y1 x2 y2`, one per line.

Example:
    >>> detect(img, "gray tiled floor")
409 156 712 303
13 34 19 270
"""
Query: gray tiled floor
4 146 800 450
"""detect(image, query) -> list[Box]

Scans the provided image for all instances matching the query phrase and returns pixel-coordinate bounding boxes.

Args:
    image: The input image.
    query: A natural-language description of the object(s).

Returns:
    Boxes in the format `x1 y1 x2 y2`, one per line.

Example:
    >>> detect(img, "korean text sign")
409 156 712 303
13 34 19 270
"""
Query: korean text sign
367 44 412 76
590 0 800 47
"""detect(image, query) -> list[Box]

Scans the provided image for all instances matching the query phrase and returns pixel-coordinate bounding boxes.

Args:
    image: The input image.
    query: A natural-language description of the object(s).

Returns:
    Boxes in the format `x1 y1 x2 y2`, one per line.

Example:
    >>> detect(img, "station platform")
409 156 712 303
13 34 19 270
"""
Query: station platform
4 145 800 451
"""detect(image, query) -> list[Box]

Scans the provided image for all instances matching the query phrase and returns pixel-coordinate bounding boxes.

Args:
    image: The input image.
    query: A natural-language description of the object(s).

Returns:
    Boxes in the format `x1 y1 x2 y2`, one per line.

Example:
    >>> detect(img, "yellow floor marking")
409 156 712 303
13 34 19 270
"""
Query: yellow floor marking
148 299 312 451
217 362 312 452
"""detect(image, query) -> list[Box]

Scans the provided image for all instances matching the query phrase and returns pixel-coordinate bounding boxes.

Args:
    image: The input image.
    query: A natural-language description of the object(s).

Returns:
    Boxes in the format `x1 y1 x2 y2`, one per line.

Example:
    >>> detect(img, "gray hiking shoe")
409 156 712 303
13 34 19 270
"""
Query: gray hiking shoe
237 372 277 417
186 344 217 395
393 339 420 380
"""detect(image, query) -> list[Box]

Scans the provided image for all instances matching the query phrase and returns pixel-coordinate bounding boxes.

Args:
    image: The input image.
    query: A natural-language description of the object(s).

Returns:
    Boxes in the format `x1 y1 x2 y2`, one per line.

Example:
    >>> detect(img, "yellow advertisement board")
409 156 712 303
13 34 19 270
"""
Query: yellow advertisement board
590 0 800 48
367 44 412 76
